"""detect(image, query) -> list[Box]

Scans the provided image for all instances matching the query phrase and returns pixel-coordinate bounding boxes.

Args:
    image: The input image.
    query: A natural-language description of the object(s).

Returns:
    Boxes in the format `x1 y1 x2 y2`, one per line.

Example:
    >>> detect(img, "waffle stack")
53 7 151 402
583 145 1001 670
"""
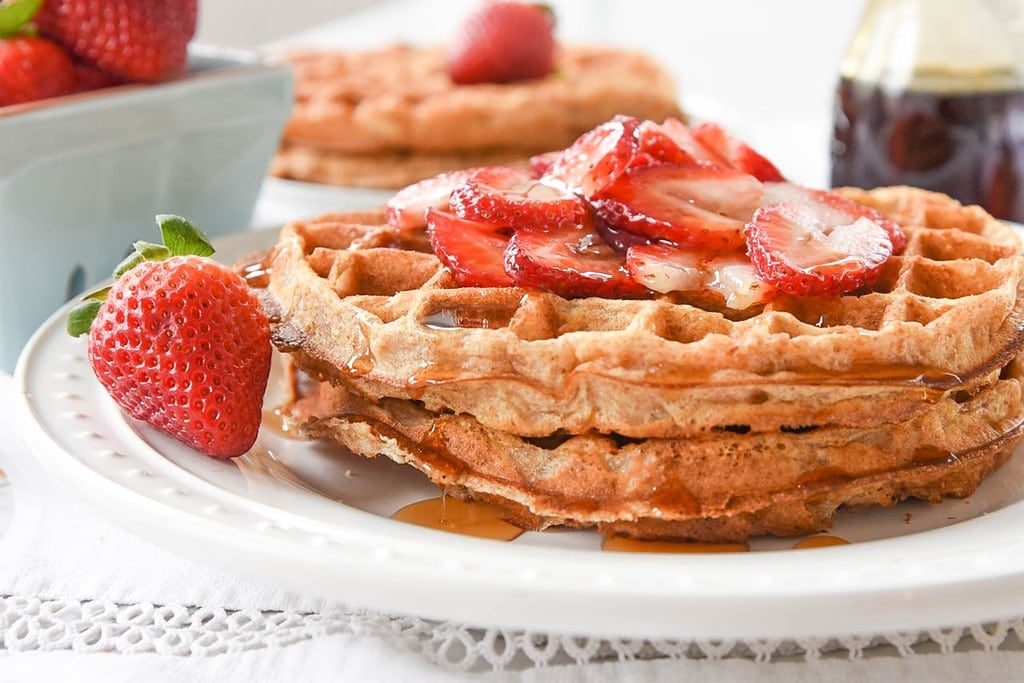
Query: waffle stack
269 45 683 189
258 187 1024 541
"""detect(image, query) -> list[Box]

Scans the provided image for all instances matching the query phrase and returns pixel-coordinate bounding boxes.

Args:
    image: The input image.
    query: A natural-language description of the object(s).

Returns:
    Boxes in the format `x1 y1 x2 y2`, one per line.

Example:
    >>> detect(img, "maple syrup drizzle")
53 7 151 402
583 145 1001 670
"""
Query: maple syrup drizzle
601 535 749 554
241 260 270 289
391 496 524 541
792 535 850 549
261 408 301 440
419 301 516 331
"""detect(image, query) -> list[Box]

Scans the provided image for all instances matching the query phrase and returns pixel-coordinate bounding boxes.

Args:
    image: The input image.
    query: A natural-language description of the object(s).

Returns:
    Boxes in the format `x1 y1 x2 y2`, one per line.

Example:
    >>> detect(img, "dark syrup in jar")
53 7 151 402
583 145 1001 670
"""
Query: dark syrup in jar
830 77 1024 223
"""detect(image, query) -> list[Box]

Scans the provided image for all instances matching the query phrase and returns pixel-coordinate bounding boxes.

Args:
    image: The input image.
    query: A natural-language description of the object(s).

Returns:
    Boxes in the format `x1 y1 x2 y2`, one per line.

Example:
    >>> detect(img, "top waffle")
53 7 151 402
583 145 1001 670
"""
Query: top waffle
278 45 683 155
261 186 1024 439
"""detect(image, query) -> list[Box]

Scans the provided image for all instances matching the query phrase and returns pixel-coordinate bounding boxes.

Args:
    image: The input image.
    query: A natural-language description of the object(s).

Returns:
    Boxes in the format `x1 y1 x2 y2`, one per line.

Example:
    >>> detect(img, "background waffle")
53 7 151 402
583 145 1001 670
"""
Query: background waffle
261 188 1024 439
270 45 683 188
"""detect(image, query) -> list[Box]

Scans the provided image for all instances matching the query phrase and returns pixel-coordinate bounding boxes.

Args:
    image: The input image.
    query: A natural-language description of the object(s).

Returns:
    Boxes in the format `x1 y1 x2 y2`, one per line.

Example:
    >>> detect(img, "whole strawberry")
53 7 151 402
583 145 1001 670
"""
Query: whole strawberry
35 0 197 82
0 34 75 106
446 1 555 85
68 216 272 458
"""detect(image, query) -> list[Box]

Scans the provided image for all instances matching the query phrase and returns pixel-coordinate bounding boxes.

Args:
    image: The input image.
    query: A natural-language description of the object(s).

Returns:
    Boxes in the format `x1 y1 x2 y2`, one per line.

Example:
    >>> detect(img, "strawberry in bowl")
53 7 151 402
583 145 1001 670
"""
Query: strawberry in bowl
0 0 197 106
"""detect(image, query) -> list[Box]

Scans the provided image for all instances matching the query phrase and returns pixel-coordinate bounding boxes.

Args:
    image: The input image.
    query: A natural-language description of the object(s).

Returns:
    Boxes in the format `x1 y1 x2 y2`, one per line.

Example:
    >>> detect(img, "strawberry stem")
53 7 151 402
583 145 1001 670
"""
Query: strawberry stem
0 0 44 39
66 215 217 338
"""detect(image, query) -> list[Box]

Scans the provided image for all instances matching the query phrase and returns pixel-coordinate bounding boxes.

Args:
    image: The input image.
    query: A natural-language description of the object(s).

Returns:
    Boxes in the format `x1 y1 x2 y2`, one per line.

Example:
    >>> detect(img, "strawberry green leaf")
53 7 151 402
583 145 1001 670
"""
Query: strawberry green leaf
81 285 111 302
158 214 215 258
113 241 170 279
67 300 102 338
0 0 43 38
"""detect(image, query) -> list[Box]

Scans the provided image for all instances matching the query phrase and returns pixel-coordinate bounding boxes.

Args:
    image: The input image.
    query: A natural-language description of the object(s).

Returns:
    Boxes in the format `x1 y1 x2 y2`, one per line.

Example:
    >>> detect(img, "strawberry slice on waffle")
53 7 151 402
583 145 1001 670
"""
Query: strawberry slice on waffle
761 181 907 253
449 166 586 230
625 242 775 308
544 115 640 196
691 122 786 182
594 163 764 250
387 169 483 230
745 200 895 296
504 222 649 299
426 208 514 287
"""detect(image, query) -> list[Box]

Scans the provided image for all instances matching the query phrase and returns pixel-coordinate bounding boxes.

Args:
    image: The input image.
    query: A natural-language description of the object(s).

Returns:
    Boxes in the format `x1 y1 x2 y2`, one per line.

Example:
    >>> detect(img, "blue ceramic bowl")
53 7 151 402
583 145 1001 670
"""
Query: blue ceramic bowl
0 46 293 372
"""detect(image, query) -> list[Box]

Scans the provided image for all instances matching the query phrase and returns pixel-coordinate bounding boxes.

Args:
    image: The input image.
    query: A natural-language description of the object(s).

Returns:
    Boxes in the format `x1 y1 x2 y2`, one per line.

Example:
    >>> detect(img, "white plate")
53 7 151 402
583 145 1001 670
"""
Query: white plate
16 227 1024 640
251 178 393 228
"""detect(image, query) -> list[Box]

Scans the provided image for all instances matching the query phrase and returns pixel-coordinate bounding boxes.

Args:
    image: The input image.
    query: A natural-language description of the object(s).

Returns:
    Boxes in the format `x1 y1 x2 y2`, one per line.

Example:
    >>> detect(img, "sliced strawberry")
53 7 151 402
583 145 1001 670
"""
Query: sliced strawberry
543 115 640 197
426 208 514 287
632 119 697 168
761 182 907 253
504 222 648 298
745 202 893 296
625 242 706 293
626 243 775 308
659 117 730 166
593 163 764 250
594 214 652 252
449 166 586 230
691 122 786 182
387 169 482 230
529 150 560 178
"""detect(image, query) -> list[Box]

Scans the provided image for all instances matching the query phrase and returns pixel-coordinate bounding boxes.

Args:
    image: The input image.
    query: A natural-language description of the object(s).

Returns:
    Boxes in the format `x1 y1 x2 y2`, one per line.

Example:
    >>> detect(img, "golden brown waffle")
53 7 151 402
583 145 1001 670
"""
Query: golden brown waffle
255 186 1024 540
262 188 1024 439
271 44 683 187
270 143 535 190
282 355 1024 542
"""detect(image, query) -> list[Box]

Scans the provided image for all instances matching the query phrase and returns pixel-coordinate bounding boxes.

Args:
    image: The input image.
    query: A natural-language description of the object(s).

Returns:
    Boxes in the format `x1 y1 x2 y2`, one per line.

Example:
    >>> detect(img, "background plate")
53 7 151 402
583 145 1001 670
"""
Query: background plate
15 227 1024 640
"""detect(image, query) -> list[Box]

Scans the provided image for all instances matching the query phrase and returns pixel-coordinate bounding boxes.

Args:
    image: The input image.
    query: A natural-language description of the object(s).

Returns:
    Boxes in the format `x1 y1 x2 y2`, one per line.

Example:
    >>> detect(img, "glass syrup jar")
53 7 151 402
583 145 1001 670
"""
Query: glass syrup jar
829 0 1024 223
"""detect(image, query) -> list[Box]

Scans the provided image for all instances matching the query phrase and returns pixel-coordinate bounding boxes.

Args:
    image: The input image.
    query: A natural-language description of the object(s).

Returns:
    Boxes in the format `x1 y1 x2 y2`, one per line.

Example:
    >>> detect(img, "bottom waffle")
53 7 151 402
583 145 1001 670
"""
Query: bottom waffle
281 356 1024 542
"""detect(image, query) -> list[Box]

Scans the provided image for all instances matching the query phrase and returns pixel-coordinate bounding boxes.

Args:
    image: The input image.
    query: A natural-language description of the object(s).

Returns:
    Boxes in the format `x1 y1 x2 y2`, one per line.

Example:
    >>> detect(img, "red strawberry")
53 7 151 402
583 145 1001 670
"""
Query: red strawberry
625 243 775 309
745 201 894 296
35 0 197 83
70 59 124 93
0 35 75 106
691 122 786 182
504 222 649 298
593 163 765 250
761 181 907 253
427 208 514 287
544 115 640 197
659 117 731 166
594 214 652 252
446 1 555 85
529 150 560 178
449 166 586 230
387 168 483 230
68 216 271 458
632 119 697 168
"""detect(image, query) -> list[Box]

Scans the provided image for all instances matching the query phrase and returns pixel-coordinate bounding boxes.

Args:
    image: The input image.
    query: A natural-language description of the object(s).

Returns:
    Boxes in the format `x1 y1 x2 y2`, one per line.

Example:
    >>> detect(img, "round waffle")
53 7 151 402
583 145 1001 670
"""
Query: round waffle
262 188 1024 439
282 355 1024 542
270 44 683 189
255 186 1024 540
278 45 683 154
